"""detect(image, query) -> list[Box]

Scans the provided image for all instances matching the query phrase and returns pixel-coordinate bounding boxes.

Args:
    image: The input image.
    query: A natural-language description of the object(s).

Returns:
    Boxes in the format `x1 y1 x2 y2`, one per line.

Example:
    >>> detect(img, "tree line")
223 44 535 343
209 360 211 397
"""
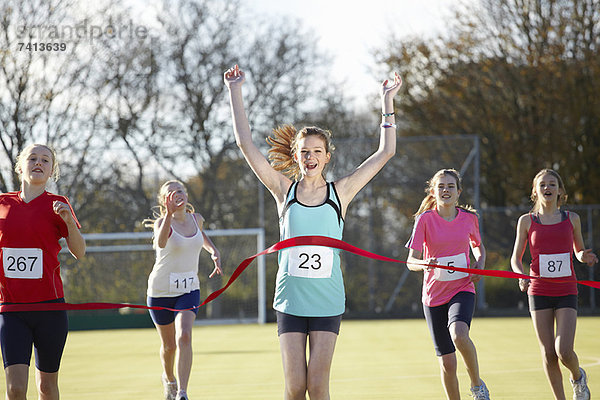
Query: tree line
1 0 598 313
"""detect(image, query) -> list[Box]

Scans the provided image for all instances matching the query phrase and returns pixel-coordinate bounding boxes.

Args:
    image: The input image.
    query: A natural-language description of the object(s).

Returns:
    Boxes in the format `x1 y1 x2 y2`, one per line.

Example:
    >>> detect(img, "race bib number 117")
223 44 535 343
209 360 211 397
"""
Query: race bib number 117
169 271 197 294
3 248 43 279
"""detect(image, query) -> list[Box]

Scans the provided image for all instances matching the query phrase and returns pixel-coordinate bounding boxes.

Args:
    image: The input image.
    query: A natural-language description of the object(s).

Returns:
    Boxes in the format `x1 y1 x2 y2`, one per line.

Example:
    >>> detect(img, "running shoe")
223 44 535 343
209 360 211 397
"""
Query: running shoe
470 380 490 400
570 367 590 400
162 374 177 400
177 390 189 400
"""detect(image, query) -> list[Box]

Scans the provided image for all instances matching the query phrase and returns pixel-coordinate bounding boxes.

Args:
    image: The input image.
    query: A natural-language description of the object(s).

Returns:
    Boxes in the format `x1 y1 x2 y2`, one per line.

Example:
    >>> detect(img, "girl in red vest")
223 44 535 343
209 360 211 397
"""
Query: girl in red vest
511 169 597 400
0 144 86 400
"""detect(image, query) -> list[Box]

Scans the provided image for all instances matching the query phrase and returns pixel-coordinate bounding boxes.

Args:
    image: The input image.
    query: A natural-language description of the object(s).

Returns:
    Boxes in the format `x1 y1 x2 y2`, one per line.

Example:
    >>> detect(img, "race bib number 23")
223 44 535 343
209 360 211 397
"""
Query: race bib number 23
288 246 334 278
3 248 43 279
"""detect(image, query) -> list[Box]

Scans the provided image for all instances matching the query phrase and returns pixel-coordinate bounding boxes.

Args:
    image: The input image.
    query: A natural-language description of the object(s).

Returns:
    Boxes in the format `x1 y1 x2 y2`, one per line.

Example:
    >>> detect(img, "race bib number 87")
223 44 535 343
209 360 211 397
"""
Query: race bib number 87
3 248 43 279
539 252 571 278
434 253 469 282
288 246 334 278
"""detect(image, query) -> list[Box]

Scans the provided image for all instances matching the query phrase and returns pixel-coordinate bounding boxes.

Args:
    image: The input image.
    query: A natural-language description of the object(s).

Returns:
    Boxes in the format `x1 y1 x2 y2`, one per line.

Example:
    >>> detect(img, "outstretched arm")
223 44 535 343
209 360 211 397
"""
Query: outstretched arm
202 231 222 278
224 65 290 207
335 72 402 213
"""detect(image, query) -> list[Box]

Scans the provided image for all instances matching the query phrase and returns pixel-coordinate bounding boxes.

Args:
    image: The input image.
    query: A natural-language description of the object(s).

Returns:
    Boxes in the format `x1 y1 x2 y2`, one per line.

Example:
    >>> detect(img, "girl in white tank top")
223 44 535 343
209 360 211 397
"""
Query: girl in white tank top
144 180 222 400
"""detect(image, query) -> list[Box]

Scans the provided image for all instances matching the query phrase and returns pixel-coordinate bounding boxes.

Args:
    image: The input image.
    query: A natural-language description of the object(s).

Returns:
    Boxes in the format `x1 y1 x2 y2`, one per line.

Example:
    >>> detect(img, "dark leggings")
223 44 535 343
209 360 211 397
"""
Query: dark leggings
0 300 68 372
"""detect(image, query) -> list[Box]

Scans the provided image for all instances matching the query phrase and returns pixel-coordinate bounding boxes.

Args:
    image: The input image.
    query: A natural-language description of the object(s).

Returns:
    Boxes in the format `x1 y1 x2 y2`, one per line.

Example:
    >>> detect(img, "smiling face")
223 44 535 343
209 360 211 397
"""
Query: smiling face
432 173 461 207
18 145 55 186
160 181 188 208
293 135 331 178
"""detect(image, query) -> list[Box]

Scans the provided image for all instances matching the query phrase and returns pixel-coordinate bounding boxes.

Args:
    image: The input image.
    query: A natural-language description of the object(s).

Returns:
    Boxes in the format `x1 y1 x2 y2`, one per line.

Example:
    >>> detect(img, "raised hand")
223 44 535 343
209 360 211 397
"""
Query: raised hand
224 64 245 89
382 72 402 99
165 191 184 216
53 201 75 225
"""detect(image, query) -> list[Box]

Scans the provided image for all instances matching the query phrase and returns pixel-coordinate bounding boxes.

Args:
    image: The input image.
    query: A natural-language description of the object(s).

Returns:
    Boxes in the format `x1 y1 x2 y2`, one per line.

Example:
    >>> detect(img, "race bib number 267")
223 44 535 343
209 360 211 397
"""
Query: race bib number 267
3 248 43 279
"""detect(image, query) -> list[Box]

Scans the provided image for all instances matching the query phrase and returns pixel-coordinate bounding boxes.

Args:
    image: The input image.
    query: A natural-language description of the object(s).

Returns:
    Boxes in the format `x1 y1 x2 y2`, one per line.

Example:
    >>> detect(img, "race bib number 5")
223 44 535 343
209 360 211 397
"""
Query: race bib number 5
169 271 197 294
434 253 469 282
539 252 572 278
288 246 334 278
3 248 43 279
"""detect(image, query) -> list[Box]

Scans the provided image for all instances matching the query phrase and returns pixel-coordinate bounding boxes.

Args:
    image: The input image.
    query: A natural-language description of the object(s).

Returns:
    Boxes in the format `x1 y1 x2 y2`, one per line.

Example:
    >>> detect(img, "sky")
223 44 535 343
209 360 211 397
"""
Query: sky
249 0 465 109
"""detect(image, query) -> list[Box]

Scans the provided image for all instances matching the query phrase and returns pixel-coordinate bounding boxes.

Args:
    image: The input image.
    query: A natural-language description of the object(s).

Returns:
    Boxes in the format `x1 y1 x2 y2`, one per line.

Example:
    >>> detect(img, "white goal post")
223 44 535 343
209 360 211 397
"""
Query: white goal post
61 228 267 324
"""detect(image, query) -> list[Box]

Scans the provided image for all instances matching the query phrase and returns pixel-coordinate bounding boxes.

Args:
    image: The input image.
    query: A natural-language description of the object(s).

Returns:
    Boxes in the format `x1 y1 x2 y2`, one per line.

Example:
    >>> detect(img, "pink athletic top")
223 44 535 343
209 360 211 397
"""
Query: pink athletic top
527 211 577 297
406 208 482 307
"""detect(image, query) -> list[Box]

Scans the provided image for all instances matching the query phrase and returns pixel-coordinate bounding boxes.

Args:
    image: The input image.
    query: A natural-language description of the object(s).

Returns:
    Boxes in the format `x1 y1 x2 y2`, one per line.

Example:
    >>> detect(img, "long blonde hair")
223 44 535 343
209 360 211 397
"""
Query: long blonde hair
414 168 476 218
530 168 568 212
266 125 335 181
143 180 195 229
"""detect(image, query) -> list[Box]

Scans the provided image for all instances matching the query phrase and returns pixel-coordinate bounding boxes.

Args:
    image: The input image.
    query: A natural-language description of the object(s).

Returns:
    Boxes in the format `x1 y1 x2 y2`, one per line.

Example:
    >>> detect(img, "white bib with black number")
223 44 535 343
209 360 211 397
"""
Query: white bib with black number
2 248 43 279
434 253 469 282
539 252 571 278
169 271 196 294
288 246 333 279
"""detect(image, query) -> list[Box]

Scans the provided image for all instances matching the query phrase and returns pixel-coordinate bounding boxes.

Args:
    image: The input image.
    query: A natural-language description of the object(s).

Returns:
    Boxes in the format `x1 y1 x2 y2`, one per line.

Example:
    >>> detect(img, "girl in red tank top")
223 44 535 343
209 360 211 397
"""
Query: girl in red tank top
527 210 578 297
511 169 597 400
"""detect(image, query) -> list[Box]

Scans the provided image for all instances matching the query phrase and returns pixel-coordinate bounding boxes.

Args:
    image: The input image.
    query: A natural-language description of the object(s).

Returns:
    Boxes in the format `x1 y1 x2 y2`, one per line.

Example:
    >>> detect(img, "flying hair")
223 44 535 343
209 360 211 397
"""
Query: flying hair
266 125 299 180
266 125 335 181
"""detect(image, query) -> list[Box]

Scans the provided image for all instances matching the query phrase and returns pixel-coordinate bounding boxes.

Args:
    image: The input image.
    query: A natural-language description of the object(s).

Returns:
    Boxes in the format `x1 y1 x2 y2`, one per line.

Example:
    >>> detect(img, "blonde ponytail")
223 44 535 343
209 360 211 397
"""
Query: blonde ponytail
266 125 299 180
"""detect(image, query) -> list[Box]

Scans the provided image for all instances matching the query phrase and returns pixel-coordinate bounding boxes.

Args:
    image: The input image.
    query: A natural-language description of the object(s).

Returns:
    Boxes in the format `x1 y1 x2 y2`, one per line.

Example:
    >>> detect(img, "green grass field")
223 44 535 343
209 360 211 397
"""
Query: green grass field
2 316 599 399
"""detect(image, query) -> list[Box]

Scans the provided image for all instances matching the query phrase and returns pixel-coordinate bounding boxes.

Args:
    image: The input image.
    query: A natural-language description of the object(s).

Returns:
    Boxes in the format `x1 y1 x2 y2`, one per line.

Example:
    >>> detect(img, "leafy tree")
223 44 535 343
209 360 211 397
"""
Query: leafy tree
377 0 600 208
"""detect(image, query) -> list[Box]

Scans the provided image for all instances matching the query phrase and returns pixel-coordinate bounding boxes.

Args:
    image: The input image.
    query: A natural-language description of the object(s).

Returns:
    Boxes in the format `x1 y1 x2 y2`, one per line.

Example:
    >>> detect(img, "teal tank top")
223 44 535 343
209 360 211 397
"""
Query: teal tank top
273 181 345 316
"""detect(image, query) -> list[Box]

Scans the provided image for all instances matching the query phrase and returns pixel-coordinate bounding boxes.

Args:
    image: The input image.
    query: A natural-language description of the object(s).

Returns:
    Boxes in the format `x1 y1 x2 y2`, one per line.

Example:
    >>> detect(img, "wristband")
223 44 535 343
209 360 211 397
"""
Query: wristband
382 112 394 117
380 122 396 129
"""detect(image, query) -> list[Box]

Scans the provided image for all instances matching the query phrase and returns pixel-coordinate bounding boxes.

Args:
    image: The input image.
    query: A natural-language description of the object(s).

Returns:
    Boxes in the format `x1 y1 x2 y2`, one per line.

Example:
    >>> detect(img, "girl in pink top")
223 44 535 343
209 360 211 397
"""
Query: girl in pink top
511 169 597 400
406 169 490 400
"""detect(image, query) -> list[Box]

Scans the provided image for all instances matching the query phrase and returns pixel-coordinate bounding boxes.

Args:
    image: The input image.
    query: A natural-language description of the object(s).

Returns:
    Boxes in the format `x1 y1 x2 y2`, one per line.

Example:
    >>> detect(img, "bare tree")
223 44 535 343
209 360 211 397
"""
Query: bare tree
0 0 95 195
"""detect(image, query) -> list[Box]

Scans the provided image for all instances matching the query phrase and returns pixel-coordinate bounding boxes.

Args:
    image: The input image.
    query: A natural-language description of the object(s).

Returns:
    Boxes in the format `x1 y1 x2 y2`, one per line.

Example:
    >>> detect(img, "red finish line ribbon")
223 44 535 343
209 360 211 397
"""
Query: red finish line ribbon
1 235 598 313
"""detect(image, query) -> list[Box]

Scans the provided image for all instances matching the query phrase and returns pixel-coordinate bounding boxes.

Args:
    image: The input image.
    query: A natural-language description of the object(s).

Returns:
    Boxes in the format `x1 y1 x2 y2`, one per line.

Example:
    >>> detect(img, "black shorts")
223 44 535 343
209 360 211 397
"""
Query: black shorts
0 298 68 372
276 311 342 336
528 294 578 312
147 289 200 326
422 291 475 356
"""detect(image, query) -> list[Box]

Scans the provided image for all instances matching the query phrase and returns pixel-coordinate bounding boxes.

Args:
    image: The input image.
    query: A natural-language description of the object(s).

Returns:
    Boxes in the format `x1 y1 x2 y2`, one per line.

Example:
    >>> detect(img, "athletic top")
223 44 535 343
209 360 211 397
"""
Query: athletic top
0 191 80 304
147 214 204 297
406 208 481 307
527 211 577 296
274 181 345 317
